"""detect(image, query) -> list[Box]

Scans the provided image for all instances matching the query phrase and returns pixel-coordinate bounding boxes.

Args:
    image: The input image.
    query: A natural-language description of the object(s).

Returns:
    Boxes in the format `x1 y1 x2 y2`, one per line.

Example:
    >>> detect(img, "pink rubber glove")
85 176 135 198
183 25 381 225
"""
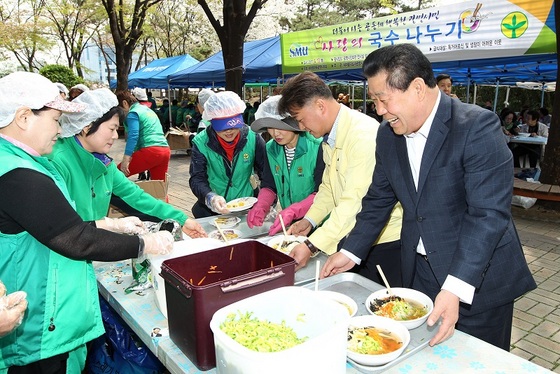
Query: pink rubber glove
269 193 316 235
246 188 276 228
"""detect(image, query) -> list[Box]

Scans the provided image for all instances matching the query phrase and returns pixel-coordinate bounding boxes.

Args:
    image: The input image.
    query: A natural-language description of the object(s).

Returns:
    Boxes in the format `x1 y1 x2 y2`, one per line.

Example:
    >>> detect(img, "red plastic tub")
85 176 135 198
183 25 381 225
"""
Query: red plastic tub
160 240 296 370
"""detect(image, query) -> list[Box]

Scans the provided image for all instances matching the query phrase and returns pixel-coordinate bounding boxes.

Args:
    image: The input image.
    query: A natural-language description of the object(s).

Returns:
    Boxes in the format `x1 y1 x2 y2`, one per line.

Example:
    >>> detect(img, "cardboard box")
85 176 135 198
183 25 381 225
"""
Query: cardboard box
160 241 296 370
135 179 168 201
166 132 191 151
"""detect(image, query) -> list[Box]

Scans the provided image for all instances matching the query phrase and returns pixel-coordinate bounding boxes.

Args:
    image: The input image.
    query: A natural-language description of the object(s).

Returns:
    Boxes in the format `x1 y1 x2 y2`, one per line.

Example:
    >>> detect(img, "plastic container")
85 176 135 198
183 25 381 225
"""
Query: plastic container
160 240 296 370
148 238 223 318
210 286 350 374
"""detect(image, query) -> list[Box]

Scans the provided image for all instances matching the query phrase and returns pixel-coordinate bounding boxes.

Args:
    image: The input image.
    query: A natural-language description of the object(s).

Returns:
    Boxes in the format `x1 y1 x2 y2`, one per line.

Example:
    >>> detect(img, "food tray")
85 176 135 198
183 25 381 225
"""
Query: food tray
303 272 437 373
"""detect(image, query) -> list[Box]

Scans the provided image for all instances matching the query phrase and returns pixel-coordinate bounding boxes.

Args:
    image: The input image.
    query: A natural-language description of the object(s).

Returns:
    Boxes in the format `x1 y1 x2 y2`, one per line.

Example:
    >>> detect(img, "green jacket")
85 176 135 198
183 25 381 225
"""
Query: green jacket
192 128 257 200
266 132 322 208
0 139 104 368
125 102 168 154
48 137 187 223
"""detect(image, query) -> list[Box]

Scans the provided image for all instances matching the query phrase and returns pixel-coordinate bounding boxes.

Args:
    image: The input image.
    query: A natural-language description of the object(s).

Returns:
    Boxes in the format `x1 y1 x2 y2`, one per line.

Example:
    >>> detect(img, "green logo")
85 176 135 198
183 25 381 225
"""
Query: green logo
501 12 528 39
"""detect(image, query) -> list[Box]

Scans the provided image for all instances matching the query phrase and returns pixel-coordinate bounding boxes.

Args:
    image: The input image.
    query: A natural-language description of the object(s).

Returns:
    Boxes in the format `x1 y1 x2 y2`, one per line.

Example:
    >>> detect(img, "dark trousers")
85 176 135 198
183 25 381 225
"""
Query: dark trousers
8 352 68 374
512 144 541 168
413 254 514 351
191 200 218 218
348 240 402 287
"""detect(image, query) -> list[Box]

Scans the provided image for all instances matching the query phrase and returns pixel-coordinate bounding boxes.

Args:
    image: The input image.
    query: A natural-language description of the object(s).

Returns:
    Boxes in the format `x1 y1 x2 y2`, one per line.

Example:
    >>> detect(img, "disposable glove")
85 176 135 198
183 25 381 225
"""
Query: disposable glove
0 281 28 337
206 193 229 214
99 216 147 235
141 231 174 256
247 188 276 228
269 193 316 235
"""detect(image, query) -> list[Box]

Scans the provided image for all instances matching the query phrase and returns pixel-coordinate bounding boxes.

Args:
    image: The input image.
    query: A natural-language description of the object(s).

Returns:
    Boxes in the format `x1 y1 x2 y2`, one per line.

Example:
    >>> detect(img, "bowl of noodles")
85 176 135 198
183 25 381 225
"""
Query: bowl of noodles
347 315 410 366
365 288 433 330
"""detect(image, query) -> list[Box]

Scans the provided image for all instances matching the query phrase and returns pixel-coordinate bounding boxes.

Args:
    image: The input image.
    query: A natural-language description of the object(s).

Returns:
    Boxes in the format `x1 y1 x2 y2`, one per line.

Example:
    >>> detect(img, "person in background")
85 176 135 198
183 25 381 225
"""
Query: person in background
277 71 403 287
163 99 179 131
49 88 206 238
436 73 458 99
512 109 549 168
175 99 188 128
0 281 27 338
54 83 69 100
189 91 266 218
187 89 216 146
500 109 518 137
539 107 551 126
0 72 173 373
158 98 170 131
323 43 536 351
147 91 158 111
132 87 153 109
68 83 89 101
247 95 325 235
115 90 170 181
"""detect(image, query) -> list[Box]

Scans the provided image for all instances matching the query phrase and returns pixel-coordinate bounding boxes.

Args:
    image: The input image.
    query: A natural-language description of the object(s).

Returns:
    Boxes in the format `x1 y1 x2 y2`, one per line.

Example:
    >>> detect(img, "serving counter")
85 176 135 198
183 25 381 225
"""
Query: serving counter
94 213 551 373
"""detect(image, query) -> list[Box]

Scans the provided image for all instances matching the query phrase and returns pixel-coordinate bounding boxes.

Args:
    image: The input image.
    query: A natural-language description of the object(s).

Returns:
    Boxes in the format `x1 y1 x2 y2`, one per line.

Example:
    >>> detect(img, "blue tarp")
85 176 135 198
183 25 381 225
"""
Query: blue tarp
111 54 199 89
168 36 282 87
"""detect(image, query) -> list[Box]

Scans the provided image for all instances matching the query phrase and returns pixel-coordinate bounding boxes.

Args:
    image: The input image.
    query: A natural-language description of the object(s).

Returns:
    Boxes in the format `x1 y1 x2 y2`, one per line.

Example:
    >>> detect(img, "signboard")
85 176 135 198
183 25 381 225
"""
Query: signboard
280 0 556 75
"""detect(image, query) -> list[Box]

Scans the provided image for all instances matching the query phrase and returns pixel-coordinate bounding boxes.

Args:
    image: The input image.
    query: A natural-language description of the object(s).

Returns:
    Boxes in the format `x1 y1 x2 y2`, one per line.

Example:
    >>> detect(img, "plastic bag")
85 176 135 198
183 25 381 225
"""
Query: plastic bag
87 297 164 374
512 178 539 209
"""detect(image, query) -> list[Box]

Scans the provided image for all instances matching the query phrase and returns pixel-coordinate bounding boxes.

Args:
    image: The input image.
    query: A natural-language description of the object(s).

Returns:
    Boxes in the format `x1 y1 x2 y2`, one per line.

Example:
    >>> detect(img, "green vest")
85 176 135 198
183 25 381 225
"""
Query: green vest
267 132 321 208
126 102 168 151
193 129 257 200
0 139 104 369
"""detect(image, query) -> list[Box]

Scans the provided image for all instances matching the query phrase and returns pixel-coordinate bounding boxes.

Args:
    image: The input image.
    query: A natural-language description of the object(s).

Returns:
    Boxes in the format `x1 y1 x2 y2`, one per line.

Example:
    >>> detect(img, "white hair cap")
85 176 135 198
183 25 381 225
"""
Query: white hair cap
0 72 85 128
54 82 69 95
197 88 215 107
59 88 119 138
131 87 148 101
70 83 90 92
202 91 246 121
254 95 285 121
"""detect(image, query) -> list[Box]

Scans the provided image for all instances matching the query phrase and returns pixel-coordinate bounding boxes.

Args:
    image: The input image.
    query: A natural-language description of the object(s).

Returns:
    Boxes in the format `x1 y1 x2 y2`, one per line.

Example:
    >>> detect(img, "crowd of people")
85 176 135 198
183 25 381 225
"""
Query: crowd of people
0 43 541 372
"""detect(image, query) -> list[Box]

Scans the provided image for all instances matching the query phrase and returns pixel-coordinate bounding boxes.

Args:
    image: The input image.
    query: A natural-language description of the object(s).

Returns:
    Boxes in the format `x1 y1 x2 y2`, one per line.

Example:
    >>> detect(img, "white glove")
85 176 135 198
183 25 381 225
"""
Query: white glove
99 217 147 235
0 285 28 337
210 195 229 214
141 231 174 255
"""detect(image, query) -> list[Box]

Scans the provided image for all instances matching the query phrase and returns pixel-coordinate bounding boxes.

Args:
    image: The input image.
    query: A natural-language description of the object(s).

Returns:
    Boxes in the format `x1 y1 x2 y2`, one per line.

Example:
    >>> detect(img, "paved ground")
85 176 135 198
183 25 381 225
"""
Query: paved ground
109 138 560 372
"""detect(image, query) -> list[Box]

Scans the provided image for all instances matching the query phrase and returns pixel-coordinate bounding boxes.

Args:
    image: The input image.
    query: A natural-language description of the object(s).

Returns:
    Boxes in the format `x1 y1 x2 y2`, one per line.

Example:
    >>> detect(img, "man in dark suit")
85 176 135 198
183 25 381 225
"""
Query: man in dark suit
323 44 536 351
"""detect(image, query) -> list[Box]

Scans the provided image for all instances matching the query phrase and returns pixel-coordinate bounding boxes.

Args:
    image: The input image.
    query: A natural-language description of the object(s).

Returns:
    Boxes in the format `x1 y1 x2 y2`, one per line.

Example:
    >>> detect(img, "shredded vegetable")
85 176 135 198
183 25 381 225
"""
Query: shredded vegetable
347 326 403 355
369 296 427 321
220 311 307 352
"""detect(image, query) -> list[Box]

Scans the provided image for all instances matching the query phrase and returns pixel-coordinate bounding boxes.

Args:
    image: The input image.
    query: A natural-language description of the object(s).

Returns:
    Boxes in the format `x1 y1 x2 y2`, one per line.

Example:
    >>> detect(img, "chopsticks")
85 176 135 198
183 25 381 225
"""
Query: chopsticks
214 221 230 244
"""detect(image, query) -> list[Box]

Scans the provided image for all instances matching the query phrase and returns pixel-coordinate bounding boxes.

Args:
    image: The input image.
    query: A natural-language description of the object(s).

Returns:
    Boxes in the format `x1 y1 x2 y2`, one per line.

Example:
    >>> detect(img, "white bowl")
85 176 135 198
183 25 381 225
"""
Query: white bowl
365 288 433 330
517 132 530 137
316 290 358 317
347 315 410 366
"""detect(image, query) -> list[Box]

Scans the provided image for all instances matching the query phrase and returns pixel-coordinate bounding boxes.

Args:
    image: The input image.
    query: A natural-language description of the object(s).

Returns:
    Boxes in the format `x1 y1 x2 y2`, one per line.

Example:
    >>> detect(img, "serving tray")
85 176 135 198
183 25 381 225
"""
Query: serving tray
302 272 437 373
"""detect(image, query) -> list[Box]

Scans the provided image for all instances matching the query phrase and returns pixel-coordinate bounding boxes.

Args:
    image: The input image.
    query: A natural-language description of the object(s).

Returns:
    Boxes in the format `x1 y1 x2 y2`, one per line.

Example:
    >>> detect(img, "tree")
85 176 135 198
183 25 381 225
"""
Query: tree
198 0 269 94
101 0 164 91
538 3 560 190
43 0 105 78
0 0 53 71
39 64 83 88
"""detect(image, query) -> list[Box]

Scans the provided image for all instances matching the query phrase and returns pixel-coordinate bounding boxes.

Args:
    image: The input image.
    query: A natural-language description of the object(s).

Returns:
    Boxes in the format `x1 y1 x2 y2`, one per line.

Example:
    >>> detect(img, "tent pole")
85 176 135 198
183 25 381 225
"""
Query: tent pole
465 69 471 104
540 82 545 107
505 87 510 107
493 78 500 113
363 81 367 113
473 84 477 105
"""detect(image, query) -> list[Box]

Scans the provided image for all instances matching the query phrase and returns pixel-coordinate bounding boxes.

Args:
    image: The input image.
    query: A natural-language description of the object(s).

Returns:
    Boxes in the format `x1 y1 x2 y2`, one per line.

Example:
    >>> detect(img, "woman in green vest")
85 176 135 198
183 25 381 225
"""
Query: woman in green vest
189 91 266 218
247 95 325 235
0 72 173 373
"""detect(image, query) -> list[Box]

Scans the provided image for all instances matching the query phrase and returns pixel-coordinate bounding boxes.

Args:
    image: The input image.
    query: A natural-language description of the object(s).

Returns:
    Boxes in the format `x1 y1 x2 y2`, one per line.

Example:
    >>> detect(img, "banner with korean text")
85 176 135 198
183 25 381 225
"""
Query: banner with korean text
280 0 556 75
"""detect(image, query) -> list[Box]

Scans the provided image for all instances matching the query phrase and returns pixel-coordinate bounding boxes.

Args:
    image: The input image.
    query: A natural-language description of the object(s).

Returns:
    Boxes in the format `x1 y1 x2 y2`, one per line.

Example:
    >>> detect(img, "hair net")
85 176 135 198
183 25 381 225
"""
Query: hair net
0 72 85 128
198 88 215 108
70 83 90 92
54 82 69 95
131 87 148 101
59 88 119 138
254 95 285 121
202 91 246 121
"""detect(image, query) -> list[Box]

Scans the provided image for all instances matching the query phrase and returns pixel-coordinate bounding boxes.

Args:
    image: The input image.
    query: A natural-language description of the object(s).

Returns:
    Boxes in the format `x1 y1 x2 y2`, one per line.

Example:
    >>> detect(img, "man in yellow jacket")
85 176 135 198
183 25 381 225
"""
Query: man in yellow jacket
279 71 403 286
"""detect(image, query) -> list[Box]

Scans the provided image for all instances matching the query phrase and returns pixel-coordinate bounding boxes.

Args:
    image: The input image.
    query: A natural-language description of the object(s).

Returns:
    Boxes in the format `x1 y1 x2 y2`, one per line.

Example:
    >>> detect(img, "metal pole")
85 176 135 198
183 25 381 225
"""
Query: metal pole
540 82 545 107
465 69 471 104
493 78 500 112
363 81 367 112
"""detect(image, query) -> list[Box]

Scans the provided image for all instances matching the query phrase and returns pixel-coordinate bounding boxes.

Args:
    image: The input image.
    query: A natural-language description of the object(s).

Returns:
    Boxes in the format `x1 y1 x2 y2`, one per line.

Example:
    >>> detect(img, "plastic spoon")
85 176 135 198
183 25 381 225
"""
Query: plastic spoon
214 221 230 244
376 264 394 296
278 214 288 250
315 260 321 291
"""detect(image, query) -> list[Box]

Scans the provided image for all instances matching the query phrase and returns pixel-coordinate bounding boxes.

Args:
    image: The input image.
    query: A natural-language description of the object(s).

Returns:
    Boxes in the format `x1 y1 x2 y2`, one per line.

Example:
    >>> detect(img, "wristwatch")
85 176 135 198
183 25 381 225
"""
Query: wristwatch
304 239 320 258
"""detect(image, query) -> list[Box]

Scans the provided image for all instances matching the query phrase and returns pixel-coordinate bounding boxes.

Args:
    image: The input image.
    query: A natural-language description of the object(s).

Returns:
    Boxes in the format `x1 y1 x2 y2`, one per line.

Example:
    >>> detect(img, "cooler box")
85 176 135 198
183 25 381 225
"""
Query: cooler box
160 240 296 370
210 287 350 374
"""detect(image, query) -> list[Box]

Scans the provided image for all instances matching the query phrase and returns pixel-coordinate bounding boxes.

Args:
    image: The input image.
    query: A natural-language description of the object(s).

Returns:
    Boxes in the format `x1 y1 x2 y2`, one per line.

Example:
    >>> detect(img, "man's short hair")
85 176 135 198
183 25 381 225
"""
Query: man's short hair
278 71 333 114
362 44 437 91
